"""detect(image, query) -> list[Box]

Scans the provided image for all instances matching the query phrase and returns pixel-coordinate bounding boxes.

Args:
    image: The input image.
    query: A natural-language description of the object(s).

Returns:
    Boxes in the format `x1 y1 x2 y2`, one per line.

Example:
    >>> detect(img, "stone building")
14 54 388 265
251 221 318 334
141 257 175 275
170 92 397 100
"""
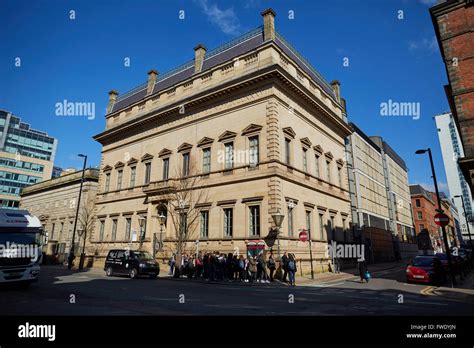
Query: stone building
411 184 443 253
19 168 99 264
430 0 474 195
346 123 417 261
92 9 352 273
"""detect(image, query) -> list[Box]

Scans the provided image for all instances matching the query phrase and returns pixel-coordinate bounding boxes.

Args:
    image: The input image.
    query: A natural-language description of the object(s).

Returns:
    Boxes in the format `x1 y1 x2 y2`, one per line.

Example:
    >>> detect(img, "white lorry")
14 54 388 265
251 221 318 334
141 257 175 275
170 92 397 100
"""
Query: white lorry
0 209 47 285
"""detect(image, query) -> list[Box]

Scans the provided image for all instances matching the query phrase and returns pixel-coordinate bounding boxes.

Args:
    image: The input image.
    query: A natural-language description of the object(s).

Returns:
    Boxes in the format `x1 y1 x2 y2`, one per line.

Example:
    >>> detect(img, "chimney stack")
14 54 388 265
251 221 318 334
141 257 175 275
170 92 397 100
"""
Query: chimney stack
147 69 158 95
261 8 276 41
330 80 341 103
194 44 207 74
107 90 118 114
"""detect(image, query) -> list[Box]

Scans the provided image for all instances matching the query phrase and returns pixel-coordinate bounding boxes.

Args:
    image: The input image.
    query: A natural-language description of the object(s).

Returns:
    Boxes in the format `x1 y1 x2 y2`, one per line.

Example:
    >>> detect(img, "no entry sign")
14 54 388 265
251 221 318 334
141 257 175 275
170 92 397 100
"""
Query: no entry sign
299 230 309 242
434 213 449 227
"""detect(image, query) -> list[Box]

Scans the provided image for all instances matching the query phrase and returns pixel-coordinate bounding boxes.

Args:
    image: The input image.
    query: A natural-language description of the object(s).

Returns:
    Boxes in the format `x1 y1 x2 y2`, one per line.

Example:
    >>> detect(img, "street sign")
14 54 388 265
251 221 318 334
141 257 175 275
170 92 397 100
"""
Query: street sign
434 213 450 227
299 230 309 242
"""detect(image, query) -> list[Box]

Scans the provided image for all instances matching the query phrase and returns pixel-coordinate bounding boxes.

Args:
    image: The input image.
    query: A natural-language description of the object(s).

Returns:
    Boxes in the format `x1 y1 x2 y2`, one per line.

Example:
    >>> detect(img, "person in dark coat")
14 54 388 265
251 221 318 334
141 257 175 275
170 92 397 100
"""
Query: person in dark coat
267 254 276 282
281 252 289 283
203 253 210 280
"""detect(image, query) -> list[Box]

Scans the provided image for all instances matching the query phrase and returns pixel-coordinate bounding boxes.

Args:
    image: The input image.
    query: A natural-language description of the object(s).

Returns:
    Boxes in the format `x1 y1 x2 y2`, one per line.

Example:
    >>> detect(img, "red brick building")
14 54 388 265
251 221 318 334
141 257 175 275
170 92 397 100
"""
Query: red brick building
430 0 474 195
410 185 443 252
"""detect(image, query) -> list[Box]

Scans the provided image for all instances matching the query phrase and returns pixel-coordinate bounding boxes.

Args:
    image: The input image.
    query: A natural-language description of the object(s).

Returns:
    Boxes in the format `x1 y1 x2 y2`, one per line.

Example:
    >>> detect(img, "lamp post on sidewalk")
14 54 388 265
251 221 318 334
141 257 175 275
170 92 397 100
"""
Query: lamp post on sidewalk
67 154 87 270
416 148 455 287
272 211 284 260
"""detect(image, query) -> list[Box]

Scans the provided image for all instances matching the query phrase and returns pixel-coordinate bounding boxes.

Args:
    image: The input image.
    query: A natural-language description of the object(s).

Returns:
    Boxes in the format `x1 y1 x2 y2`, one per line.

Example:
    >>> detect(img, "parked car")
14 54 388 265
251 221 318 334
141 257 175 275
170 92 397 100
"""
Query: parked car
406 256 445 285
104 249 159 279
435 252 465 275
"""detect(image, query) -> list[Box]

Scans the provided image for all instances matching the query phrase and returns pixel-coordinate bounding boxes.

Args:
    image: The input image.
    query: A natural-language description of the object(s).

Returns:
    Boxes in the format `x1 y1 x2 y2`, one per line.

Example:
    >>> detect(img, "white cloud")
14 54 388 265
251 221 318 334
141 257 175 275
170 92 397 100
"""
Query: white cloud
408 36 438 53
194 0 240 35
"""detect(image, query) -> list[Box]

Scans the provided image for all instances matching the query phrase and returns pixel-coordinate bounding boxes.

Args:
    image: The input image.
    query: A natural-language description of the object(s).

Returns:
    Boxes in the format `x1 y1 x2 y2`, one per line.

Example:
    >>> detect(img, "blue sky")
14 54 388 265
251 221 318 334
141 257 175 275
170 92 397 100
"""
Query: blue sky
0 0 450 192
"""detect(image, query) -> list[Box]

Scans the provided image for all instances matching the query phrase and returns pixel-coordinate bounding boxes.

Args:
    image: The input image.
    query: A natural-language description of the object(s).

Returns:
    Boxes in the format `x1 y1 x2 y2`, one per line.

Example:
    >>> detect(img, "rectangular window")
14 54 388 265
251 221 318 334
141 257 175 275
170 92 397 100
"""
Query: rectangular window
98 221 104 241
202 148 211 173
305 210 312 236
182 152 190 177
303 148 308 172
144 163 151 184
319 214 324 240
417 211 423 220
116 170 123 190
104 173 110 192
419 224 425 231
200 211 209 238
338 167 343 187
51 223 55 240
315 155 320 177
111 219 117 241
60 222 64 241
285 139 291 165
415 199 421 208
249 136 259 166
129 167 136 188
288 207 294 237
125 218 131 240
225 142 234 169
249 205 260 236
139 217 147 240
163 158 169 180
326 161 331 182
329 216 335 241
223 208 233 237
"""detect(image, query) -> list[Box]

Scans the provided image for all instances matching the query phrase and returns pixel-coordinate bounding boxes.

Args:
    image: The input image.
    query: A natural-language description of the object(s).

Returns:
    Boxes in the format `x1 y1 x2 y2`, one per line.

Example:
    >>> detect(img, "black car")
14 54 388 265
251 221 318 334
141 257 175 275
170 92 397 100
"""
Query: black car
104 249 160 279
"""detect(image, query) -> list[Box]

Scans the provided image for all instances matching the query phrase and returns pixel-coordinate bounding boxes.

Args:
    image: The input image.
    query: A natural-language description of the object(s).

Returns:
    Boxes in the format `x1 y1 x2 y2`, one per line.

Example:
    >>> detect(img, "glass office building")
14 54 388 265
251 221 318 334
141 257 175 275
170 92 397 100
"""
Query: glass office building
0 110 57 208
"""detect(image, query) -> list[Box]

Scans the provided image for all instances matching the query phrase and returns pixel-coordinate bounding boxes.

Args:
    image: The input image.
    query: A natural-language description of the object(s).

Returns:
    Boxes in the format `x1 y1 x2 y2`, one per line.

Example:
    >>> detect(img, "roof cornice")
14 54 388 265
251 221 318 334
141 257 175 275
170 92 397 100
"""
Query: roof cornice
94 64 351 145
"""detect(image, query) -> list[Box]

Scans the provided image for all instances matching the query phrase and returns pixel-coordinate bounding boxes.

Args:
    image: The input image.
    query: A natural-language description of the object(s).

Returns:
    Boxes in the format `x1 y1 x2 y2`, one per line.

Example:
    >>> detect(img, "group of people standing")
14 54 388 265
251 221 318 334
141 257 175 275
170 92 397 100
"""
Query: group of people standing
168 251 298 286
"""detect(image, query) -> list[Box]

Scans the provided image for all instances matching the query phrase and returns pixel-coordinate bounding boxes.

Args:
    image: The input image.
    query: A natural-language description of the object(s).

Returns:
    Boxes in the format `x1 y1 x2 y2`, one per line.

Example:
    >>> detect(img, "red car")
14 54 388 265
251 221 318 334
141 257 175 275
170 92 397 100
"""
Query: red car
406 256 445 285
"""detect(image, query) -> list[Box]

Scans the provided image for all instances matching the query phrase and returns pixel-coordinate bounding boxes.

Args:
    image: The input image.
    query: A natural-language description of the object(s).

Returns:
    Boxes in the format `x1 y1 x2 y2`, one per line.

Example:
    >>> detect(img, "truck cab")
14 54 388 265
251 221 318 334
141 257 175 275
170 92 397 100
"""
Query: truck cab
0 209 47 285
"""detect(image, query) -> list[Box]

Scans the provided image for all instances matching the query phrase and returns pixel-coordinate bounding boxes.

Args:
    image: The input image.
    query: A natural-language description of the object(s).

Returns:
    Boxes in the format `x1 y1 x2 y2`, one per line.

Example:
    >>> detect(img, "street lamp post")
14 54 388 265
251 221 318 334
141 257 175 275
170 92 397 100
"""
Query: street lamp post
272 211 284 280
416 148 455 287
271 211 284 259
156 213 166 258
67 154 87 270
78 227 86 270
454 194 474 248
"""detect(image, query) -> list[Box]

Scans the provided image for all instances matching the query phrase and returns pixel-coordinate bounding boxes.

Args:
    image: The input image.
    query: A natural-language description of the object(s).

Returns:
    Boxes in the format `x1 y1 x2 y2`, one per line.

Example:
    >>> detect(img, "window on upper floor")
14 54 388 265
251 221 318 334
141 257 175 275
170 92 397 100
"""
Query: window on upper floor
202 148 211 174
144 162 151 184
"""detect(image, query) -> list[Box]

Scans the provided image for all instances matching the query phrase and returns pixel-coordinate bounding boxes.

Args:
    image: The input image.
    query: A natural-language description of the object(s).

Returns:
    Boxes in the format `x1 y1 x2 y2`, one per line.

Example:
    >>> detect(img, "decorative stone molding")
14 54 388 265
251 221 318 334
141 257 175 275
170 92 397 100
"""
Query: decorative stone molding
282 126 296 139
241 124 263 136
158 148 172 157
197 137 214 147
141 153 154 162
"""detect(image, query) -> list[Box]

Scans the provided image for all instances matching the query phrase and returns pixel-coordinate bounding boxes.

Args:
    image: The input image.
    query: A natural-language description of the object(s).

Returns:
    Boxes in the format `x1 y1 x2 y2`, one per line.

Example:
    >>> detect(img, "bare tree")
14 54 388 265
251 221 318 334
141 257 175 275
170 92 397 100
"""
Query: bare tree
160 160 208 276
77 200 97 256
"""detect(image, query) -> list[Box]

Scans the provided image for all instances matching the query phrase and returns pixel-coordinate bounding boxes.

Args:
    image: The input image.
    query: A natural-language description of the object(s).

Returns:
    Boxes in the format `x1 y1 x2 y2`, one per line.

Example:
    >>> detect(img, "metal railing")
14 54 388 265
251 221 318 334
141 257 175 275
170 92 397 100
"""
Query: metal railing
275 31 333 92
205 26 263 60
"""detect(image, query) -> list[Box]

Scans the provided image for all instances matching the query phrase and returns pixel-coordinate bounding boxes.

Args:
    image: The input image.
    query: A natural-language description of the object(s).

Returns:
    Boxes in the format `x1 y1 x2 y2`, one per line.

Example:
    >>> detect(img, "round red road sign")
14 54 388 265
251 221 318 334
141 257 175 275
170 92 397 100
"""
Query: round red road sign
434 213 450 227
299 230 309 242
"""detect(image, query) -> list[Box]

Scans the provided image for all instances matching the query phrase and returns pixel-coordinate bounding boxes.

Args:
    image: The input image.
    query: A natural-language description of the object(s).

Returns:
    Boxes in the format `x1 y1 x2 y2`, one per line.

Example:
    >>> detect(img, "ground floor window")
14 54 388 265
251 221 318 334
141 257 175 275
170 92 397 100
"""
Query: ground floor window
200 210 209 238
223 208 233 237
249 205 260 236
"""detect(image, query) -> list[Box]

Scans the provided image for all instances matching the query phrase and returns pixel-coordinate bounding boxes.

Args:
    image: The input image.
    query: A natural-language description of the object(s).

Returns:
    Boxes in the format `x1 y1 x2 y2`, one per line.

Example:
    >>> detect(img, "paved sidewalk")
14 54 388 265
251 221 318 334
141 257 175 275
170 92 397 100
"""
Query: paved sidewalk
430 272 474 302
294 261 405 286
